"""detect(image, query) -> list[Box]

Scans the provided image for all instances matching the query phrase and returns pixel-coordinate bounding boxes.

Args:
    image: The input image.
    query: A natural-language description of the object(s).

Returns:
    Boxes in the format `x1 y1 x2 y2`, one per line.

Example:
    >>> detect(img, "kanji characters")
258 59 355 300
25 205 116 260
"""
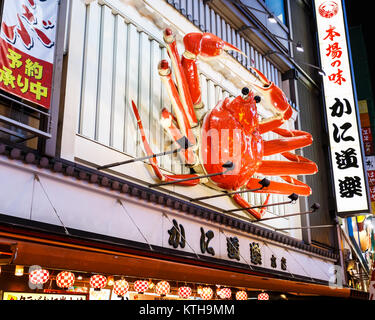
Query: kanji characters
333 122 355 143
323 25 340 41
7 48 22 68
338 176 362 198
328 69 346 85
335 148 359 170
167 219 186 249
200 227 215 256
25 58 43 79
330 98 352 117
226 236 240 261
0 66 16 88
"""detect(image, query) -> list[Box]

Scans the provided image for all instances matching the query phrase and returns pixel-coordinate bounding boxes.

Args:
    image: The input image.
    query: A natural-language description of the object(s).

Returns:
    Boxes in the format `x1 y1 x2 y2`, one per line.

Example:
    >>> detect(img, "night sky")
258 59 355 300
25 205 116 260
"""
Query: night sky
344 0 375 94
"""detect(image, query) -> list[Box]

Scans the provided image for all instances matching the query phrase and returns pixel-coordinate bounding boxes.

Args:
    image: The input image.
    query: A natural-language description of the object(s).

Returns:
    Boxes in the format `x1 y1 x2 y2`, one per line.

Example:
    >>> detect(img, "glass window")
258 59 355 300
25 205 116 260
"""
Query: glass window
265 0 286 24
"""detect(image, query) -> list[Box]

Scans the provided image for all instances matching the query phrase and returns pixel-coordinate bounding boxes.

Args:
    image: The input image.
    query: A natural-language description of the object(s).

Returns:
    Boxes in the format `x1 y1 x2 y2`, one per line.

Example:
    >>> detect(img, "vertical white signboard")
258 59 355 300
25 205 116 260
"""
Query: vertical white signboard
314 0 370 214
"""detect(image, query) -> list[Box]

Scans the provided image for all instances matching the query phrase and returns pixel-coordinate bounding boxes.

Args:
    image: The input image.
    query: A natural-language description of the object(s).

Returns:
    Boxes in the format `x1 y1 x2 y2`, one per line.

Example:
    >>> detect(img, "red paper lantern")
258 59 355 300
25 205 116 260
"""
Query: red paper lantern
29 269 49 285
113 279 129 297
56 271 75 289
90 275 107 290
155 281 170 296
218 287 231 299
178 286 192 299
134 280 149 293
235 291 247 300
200 287 213 300
258 292 269 300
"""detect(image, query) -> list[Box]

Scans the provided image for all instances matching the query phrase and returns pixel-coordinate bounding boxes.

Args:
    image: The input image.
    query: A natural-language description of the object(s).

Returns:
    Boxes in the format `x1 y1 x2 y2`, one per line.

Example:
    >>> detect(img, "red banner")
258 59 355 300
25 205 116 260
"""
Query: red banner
362 127 373 143
0 0 59 109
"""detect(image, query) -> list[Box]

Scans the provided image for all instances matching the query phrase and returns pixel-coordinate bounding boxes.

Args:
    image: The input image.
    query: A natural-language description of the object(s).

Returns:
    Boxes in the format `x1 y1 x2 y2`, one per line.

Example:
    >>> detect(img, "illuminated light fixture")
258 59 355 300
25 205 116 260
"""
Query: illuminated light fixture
250 202 320 223
77 275 83 280
200 287 214 300
267 14 277 23
29 268 49 285
218 287 232 299
191 177 269 202
239 25 303 53
155 281 171 296
107 276 115 286
15 265 24 276
265 50 325 76
258 292 269 300
236 290 248 300
90 274 107 291
97 136 192 170
178 286 192 299
226 193 298 213
150 161 235 188
56 271 75 289
113 279 129 297
134 280 150 294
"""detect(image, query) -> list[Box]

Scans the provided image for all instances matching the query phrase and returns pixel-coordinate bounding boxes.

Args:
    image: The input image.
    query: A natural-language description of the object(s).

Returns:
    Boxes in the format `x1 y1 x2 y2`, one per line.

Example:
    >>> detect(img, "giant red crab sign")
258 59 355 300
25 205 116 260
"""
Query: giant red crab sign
131 28 318 220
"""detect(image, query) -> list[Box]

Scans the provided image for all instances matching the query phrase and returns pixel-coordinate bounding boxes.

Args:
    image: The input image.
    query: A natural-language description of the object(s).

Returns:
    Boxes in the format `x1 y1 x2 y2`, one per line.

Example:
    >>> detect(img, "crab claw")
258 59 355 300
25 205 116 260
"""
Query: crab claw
249 66 293 121
183 32 244 58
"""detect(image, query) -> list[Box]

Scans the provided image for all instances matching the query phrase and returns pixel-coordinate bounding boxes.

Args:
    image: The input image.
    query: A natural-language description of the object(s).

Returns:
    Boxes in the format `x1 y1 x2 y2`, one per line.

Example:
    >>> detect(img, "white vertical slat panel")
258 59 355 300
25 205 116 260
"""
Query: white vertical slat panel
138 32 151 157
80 2 101 139
150 40 162 155
66 0 85 132
207 80 215 110
124 24 140 156
231 28 237 60
111 16 127 151
210 8 216 35
221 18 227 42
250 46 255 67
245 42 250 68
160 47 172 171
216 13 221 39
63 0 85 161
215 85 222 105
204 3 210 32
192 0 199 26
96 5 115 145
200 74 208 109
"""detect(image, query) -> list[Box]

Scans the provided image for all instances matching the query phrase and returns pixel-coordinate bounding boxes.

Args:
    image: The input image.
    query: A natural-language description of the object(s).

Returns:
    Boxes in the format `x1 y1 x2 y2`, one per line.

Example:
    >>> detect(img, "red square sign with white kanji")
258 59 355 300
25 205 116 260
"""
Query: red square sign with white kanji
0 0 59 109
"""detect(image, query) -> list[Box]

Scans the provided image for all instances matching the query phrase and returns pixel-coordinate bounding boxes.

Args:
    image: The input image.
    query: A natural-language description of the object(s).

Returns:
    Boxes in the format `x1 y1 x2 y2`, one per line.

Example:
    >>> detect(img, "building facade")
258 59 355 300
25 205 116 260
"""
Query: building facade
0 0 370 300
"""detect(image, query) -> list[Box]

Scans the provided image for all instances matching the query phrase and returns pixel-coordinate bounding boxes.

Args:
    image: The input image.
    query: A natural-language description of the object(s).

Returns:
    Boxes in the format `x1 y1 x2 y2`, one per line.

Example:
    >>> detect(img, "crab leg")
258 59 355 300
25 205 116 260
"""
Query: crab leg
158 60 196 146
131 100 199 186
161 108 197 166
246 176 312 196
164 28 198 127
232 194 270 220
256 156 318 175
263 129 313 156
182 32 244 110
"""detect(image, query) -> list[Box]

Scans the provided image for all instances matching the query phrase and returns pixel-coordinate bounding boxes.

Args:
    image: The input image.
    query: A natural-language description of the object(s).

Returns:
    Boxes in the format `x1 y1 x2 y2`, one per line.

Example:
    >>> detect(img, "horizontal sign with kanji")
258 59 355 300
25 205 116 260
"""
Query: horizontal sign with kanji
314 0 370 214
0 0 59 109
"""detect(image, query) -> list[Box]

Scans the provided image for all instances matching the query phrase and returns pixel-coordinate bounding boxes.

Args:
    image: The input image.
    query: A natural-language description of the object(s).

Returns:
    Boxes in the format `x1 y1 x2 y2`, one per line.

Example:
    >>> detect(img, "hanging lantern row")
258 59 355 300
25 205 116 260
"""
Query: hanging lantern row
56 271 75 289
178 286 192 299
134 280 150 293
113 279 130 297
200 287 214 300
258 292 270 300
217 287 232 299
29 269 50 285
22 267 265 300
155 281 171 296
90 274 107 290
235 290 248 300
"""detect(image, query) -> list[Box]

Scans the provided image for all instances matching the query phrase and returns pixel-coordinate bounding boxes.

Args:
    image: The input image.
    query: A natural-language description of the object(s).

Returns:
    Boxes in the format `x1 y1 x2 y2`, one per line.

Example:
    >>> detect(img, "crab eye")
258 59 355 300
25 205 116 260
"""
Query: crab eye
241 87 250 96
